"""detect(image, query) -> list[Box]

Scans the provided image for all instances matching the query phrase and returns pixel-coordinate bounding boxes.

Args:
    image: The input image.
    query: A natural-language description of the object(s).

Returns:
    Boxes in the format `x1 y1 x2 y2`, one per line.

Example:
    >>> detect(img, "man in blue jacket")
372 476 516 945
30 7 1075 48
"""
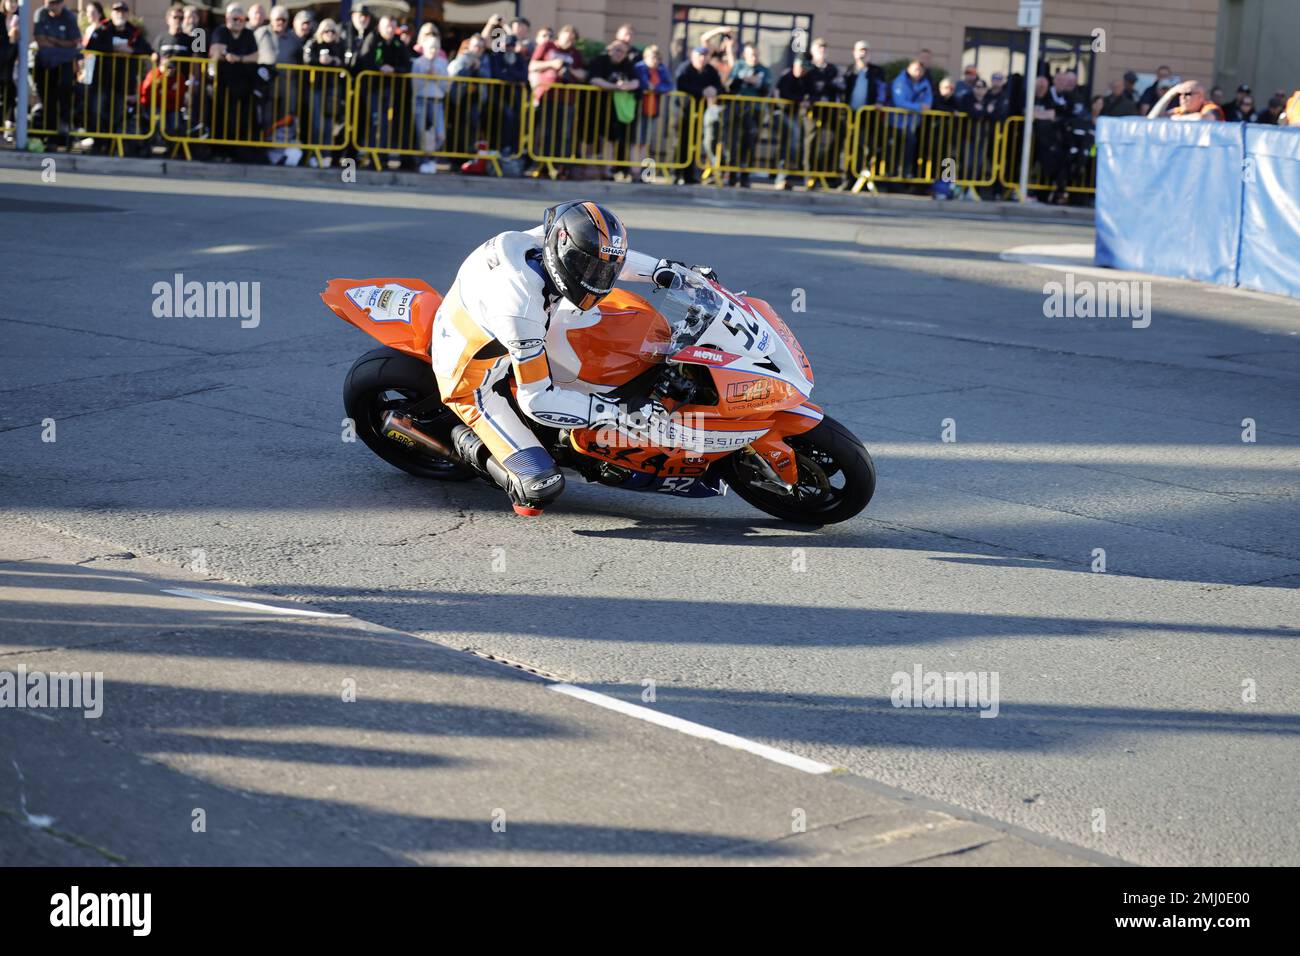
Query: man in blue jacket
889 59 932 184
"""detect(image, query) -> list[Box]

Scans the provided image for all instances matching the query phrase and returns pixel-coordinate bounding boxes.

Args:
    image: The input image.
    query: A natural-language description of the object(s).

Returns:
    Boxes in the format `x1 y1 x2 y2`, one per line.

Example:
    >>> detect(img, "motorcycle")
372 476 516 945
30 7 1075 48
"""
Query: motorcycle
321 266 875 524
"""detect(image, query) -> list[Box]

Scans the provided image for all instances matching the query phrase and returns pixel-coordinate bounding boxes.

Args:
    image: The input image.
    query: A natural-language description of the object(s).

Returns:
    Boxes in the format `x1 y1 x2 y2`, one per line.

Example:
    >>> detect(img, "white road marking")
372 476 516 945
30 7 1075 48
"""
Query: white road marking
549 683 835 774
160 588 348 618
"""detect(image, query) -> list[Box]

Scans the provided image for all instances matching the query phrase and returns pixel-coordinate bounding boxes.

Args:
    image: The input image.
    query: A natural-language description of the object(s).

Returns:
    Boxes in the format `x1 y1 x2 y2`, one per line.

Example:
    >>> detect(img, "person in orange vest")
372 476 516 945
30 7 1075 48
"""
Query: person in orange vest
1285 91 1300 127
1148 80 1225 121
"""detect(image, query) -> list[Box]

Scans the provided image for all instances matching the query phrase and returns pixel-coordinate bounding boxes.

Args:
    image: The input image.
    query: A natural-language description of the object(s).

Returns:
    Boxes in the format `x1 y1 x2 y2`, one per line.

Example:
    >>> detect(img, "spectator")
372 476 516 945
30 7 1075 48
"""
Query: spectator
1 0 18 133
889 59 932 185
302 17 343 159
256 6 299 65
1284 91 1300 126
674 43 721 184
358 14 413 166
153 5 187 60
632 43 672 172
1090 93 1104 120
1137 66 1173 115
1254 93 1285 125
1209 85 1226 107
613 23 640 65
85 1 151 150
1149 80 1224 121
987 71 1010 117
725 42 770 187
801 37 843 187
918 48 937 91
1222 83 1251 121
589 38 640 180
80 1 104 44
530 24 585 173
246 3 265 31
255 6 302 163
933 76 961 112
447 34 488 159
340 6 373 74
964 76 999 187
844 40 886 110
509 17 532 59
139 36 185 139
485 30 527 159
33 0 83 147
1101 73 1139 117
772 55 809 189
208 3 259 156
181 4 201 49
954 64 980 109
410 22 446 173
1235 94 1256 123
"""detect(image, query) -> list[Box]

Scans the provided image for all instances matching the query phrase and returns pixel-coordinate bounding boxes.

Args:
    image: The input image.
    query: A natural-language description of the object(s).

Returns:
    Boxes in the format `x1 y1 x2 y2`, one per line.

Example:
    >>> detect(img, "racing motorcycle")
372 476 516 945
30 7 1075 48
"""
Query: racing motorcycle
322 268 875 524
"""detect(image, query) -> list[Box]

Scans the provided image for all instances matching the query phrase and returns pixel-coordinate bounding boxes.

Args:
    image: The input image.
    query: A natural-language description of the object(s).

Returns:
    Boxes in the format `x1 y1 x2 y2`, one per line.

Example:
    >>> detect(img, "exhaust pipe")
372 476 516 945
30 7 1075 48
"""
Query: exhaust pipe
381 411 459 461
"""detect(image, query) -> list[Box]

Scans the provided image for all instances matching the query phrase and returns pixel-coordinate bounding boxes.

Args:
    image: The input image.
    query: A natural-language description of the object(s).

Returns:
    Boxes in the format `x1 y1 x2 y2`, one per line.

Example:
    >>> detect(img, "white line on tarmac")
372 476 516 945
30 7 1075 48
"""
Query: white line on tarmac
549 683 836 775
160 588 349 618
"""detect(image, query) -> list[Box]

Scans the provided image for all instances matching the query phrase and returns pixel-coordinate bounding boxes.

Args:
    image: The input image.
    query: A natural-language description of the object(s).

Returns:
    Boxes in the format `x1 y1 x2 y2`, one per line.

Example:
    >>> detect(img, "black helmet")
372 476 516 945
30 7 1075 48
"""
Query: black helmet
541 201 628 311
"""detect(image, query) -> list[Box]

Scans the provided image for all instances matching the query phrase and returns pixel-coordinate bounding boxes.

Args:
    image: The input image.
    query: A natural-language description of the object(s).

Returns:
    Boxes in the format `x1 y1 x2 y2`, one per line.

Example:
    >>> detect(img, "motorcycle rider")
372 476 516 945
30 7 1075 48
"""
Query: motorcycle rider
431 200 712 516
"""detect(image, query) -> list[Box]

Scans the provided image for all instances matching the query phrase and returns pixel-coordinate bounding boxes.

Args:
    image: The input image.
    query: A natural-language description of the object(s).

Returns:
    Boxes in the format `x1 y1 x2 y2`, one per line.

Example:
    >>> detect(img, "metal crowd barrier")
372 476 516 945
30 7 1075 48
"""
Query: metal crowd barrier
5 59 1098 196
525 83 696 180
997 115 1097 197
693 94 852 186
161 55 351 161
352 71 525 173
27 51 154 155
850 104 1003 191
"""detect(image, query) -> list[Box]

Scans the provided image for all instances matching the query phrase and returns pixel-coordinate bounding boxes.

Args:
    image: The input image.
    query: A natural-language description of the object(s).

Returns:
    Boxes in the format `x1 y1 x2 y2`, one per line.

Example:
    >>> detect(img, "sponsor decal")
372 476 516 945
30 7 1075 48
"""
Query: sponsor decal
347 283 416 324
726 379 774 404
673 346 739 366
599 234 625 258
757 329 770 351
533 411 586 426
385 429 416 448
508 338 545 351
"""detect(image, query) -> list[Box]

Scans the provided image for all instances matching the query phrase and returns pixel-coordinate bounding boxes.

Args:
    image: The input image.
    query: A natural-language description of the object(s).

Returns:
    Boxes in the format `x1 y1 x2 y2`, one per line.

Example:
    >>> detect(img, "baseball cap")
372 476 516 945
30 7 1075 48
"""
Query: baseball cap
111 1 128 9
1236 83 1251 93
1123 70 1137 82
692 45 709 55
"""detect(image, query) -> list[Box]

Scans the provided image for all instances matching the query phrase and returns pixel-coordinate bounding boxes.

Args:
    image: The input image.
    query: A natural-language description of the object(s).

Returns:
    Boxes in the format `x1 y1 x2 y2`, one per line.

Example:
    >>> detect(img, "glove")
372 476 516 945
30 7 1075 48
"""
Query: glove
652 258 687 289
653 259 721 289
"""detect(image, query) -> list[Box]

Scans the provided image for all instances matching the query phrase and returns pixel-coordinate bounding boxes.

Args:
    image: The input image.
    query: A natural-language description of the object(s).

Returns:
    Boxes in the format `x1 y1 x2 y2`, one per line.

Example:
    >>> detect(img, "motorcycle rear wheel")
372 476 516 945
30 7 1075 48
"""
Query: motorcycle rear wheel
343 346 477 481
722 415 875 525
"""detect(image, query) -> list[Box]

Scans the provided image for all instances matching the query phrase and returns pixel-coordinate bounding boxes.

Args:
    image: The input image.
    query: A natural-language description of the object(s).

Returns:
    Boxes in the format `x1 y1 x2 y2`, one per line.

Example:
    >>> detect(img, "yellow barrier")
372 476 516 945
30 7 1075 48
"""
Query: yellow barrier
997 115 1096 196
27 51 154 155
351 71 526 173
850 105 1002 191
524 83 696 180
694 94 852 186
161 55 351 161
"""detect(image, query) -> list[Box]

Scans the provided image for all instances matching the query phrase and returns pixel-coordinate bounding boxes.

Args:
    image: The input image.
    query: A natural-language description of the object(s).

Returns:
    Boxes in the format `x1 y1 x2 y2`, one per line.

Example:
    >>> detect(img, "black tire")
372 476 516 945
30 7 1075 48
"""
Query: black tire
721 415 875 525
342 346 477 481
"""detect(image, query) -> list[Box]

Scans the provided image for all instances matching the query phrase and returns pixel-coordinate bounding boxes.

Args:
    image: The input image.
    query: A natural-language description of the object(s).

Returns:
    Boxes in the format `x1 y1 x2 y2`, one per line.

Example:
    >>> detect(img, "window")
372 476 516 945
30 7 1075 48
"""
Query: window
670 5 812 73
963 28 1096 96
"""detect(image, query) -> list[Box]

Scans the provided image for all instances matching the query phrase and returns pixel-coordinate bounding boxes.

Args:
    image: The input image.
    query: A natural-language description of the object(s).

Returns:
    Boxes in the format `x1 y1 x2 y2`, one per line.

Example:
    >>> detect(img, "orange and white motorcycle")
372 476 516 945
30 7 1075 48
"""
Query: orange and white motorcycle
322 268 875 524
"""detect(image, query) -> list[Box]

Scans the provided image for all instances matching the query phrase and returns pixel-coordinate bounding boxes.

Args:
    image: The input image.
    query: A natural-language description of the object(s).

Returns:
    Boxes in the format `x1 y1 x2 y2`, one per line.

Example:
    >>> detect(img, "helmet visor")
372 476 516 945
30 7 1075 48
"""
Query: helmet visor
560 243 622 296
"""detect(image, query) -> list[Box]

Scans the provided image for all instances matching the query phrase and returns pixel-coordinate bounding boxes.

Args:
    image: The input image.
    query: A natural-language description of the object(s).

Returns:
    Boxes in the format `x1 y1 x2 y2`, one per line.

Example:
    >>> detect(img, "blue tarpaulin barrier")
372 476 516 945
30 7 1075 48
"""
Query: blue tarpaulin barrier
1239 125 1300 299
1094 117 1300 299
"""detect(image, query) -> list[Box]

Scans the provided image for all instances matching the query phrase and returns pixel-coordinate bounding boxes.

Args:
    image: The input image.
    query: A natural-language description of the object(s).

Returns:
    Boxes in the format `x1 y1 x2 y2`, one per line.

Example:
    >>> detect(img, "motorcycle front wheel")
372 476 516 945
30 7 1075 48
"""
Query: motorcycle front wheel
721 415 875 525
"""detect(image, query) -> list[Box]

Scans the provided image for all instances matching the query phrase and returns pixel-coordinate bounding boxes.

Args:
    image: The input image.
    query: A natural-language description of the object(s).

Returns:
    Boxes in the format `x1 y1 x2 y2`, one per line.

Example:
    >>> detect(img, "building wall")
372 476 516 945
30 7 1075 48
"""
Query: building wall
517 0 1222 90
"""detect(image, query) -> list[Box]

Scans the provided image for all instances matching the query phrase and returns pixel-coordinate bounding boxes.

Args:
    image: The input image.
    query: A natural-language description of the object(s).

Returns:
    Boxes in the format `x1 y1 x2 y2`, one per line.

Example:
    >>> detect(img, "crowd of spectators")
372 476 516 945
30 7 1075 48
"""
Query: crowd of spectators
3 0 1297 201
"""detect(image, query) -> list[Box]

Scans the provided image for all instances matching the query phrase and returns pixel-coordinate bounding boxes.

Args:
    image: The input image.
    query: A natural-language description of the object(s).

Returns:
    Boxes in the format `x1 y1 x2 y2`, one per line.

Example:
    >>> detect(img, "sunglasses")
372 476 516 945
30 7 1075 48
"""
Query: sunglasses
230 15 245 21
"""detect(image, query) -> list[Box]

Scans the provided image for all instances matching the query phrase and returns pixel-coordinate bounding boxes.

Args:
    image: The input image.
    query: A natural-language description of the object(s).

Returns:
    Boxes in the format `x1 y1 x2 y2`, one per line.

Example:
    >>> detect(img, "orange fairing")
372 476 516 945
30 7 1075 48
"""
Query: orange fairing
321 277 442 361
566 289 668 387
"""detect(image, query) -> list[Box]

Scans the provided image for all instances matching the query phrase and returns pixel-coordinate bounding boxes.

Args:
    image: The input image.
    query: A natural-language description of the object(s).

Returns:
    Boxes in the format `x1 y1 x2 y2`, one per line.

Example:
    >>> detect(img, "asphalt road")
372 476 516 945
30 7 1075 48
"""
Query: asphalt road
1 166 1297 865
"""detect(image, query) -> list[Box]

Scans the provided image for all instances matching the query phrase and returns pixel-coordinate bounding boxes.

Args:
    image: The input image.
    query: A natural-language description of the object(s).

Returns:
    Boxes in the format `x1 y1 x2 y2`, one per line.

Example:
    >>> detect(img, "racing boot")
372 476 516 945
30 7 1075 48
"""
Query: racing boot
452 424 492 476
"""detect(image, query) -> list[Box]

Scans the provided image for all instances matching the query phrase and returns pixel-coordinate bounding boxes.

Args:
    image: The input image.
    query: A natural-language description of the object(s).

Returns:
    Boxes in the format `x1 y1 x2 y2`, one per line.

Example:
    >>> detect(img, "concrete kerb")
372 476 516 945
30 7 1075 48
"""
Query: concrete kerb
0 150 1095 224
